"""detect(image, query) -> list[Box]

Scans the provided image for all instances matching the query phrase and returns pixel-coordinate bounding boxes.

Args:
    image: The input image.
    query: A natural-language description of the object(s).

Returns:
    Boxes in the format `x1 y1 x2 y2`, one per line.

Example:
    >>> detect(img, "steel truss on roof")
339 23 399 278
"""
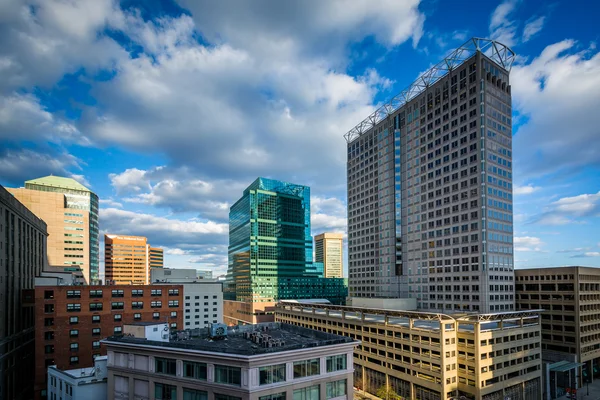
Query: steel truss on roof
457 309 545 322
343 37 516 143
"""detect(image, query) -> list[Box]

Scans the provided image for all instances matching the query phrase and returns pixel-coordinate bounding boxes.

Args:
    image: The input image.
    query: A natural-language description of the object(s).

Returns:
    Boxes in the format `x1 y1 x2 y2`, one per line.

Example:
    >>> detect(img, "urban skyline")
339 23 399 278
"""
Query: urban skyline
0 0 599 278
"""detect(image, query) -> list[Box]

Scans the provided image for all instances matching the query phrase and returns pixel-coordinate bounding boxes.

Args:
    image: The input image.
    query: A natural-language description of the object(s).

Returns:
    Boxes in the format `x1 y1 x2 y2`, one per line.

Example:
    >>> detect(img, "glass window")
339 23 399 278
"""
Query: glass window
69 316 78 324
153 312 160 319
112 289 124 297
293 359 320 378
293 385 320 400
89 290 103 298
183 388 207 400
260 394 286 400
259 364 286 385
114 326 122 334
155 383 177 400
326 355 347 373
66 290 81 298
92 328 101 336
183 361 207 380
70 356 79 365
151 301 162 308
92 341 100 349
214 365 241 386
134 313 142 320
90 303 103 311
151 289 162 296
69 329 78 337
168 300 179 307
168 289 179 296
112 302 124 310
66 303 81 312
155 357 177 375
44 290 54 299
326 379 347 399
70 343 79 350
214 395 241 400
114 314 122 321
92 315 101 323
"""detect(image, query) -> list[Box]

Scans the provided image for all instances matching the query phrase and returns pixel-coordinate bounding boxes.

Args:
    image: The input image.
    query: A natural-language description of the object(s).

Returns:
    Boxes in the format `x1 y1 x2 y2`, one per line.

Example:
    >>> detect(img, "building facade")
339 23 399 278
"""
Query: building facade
33 284 183 400
314 233 344 278
345 38 516 313
182 282 224 328
0 184 48 400
8 176 100 284
149 246 164 269
276 303 543 400
516 266 600 397
105 234 150 285
102 322 357 400
47 356 108 400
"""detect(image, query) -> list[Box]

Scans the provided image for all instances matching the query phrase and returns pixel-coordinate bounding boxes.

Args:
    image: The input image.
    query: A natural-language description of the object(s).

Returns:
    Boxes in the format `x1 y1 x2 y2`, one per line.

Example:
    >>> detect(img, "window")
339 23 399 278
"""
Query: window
70 343 79 350
214 395 241 400
92 315 101 323
259 364 286 385
45 318 54 326
132 301 144 309
69 329 79 337
114 326 123 334
153 312 160 319
214 365 241 386
293 385 320 400
89 290 103 298
134 313 142 320
114 314 122 321
155 383 177 400
183 389 207 400
66 290 81 298
168 300 179 308
151 289 162 296
293 359 320 378
70 356 79 365
112 289 124 297
92 328 101 336
89 303 103 311
151 301 162 308
260 394 286 400
92 341 100 349
132 289 144 297
183 361 207 380
44 290 54 299
69 316 78 324
155 358 177 375
44 331 55 340
66 303 81 312
326 380 347 399
44 304 55 313
45 345 54 354
326 355 347 372
112 302 124 310
170 311 177 317
168 289 179 296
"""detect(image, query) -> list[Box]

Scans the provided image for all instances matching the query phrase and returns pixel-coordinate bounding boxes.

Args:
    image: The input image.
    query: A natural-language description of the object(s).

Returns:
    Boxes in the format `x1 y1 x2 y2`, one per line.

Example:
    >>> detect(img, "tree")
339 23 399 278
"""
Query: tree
375 385 403 400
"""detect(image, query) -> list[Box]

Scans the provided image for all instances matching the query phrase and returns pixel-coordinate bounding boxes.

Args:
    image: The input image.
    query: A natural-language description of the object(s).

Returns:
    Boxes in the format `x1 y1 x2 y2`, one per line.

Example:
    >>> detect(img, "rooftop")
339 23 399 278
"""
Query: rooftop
49 356 107 382
25 175 91 192
103 322 355 356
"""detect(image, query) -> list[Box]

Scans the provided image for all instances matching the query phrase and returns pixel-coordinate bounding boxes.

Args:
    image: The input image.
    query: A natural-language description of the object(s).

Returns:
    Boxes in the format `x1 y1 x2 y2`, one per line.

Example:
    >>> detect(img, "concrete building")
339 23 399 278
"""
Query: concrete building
314 233 344 278
102 322 357 400
0 184 48 400
152 268 205 283
515 266 600 399
7 175 100 284
345 38 516 313
47 355 108 400
34 283 183 400
105 234 150 285
149 246 164 269
198 270 214 280
276 303 543 400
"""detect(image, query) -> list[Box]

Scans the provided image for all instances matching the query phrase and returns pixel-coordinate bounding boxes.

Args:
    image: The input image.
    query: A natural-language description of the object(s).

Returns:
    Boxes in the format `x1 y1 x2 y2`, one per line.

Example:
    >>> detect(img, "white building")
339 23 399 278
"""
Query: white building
47 356 108 400
182 281 223 328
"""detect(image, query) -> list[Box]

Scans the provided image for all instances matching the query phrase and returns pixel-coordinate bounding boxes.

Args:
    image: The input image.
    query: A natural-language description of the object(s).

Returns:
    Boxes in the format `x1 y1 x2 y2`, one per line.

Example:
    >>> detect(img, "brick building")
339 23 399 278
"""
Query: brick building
34 284 183 400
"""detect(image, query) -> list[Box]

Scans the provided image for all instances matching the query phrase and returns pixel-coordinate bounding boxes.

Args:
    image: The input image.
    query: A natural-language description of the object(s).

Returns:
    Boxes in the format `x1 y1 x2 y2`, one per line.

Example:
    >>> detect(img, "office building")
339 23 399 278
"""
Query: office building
104 234 150 285
198 270 213 280
8 175 100 283
151 267 205 283
0 184 48 400
225 178 347 324
516 266 600 398
102 322 357 400
345 38 516 313
149 246 164 269
33 283 183 400
47 356 107 400
314 233 344 278
276 302 543 400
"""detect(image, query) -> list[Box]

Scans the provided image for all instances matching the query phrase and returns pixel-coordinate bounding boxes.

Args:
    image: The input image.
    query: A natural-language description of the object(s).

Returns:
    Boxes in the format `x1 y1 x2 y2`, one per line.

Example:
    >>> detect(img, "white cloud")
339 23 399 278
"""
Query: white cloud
571 252 600 258
522 16 545 42
556 247 591 253
311 196 347 234
0 148 85 186
489 0 519 47
513 184 541 195
514 236 544 252
109 168 152 194
99 198 123 208
531 191 600 225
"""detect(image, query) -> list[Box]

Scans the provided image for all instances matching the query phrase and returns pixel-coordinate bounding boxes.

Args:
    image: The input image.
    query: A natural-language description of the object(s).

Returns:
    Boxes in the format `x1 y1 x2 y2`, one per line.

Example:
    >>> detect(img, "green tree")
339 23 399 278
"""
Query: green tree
375 385 403 400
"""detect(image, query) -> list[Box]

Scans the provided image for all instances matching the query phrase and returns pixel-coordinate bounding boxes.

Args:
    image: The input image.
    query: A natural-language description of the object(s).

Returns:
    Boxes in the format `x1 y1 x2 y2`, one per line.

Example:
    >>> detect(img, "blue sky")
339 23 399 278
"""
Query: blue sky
1 0 599 277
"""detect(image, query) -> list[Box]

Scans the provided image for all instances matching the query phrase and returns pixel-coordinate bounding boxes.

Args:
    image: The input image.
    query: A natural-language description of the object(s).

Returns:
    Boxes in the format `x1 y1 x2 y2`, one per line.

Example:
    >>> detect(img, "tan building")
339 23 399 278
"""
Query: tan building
8 176 99 284
105 235 149 285
516 266 600 398
102 322 357 400
276 303 543 400
148 246 164 269
314 233 344 278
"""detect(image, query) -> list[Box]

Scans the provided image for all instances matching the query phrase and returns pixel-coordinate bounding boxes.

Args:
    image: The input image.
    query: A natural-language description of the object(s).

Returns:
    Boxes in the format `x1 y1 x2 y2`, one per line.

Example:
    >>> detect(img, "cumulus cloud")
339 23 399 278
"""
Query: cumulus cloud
311 196 347 234
514 236 544 252
513 184 541 195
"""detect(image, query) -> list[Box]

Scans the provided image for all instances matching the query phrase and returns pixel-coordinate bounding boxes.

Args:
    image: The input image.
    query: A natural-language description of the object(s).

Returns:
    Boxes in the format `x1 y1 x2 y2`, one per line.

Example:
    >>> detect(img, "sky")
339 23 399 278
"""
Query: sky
1 0 599 278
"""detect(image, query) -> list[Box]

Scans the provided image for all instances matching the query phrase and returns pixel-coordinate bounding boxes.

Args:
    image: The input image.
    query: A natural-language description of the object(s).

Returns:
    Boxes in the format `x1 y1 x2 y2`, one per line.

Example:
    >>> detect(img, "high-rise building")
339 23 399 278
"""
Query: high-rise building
8 176 100 283
0 184 48 400
104 234 149 285
225 178 347 324
148 246 164 269
33 283 183 400
314 232 344 278
345 38 516 313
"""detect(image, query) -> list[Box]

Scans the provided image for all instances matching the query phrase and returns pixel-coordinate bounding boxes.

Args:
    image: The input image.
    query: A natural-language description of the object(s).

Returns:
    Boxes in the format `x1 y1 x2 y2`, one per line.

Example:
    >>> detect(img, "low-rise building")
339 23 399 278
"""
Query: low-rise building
47 356 108 400
276 303 543 400
103 322 357 400
34 283 183 400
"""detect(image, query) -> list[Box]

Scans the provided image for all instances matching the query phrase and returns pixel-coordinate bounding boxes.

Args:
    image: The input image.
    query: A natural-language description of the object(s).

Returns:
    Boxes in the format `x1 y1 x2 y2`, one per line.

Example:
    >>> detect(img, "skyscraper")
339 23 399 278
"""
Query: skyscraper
8 176 100 284
314 232 344 278
148 246 164 269
104 234 150 284
346 38 516 313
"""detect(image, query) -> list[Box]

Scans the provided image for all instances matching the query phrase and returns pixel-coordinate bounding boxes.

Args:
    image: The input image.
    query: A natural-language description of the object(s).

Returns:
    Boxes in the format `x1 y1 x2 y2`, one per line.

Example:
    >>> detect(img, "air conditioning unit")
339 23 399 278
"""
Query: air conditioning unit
209 323 228 339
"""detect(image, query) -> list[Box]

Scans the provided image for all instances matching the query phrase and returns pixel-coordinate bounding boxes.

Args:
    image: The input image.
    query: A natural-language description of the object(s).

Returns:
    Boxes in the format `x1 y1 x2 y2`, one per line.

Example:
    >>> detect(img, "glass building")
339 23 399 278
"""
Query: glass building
226 178 347 304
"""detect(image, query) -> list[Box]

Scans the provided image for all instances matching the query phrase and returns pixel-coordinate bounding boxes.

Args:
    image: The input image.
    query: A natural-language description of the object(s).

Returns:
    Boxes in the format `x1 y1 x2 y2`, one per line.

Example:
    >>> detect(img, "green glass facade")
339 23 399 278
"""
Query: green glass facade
226 178 347 304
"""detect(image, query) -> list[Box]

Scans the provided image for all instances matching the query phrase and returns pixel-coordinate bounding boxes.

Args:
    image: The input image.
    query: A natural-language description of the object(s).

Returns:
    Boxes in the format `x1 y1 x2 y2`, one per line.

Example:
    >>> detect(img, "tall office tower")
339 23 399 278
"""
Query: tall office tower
8 176 100 284
314 232 344 278
0 184 48 400
225 178 347 324
104 235 150 285
148 246 164 269
346 38 516 313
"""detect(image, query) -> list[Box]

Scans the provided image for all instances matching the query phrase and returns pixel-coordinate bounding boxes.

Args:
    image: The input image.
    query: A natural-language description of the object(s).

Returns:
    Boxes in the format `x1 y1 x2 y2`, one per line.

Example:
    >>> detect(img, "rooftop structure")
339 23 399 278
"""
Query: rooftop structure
47 356 107 400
